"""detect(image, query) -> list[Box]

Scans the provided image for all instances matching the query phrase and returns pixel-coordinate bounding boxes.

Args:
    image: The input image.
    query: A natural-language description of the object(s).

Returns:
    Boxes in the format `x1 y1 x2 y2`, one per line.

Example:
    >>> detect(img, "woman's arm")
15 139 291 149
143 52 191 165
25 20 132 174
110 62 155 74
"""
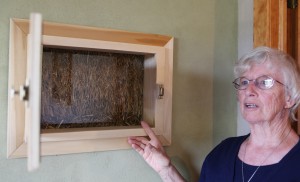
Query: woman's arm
128 121 185 182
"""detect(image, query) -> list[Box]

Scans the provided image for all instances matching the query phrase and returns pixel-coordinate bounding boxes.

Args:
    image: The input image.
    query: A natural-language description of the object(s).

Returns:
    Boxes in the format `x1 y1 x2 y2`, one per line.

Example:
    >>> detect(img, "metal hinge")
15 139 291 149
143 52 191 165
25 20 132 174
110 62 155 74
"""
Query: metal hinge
158 85 164 99
288 0 298 9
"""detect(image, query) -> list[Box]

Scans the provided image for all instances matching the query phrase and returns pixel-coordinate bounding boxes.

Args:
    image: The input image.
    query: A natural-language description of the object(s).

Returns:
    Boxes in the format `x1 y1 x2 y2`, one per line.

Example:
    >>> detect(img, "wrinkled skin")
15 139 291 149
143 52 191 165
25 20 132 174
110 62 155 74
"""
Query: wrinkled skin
237 62 293 130
127 121 170 173
128 121 185 182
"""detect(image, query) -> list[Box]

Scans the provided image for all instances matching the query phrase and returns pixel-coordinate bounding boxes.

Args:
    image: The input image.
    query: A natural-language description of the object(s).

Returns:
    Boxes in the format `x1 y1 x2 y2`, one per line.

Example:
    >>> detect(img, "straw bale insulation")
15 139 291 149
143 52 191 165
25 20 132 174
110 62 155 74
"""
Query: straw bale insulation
41 47 144 129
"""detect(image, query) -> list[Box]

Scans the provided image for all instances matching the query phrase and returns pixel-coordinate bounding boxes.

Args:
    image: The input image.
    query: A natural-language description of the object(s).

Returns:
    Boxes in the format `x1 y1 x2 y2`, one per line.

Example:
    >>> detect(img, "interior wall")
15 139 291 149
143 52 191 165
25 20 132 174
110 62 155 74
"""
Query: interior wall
213 1 238 145
237 0 252 135
0 0 237 181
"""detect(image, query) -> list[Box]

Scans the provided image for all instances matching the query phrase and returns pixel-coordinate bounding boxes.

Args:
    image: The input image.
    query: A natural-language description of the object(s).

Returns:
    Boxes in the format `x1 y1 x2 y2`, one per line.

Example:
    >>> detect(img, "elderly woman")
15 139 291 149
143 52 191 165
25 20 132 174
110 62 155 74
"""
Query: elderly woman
128 46 300 182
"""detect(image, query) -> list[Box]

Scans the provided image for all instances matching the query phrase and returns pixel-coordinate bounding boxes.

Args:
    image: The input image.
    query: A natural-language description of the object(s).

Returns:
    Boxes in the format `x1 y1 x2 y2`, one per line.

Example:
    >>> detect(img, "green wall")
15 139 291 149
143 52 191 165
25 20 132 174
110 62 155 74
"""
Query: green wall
0 0 237 181
213 1 238 145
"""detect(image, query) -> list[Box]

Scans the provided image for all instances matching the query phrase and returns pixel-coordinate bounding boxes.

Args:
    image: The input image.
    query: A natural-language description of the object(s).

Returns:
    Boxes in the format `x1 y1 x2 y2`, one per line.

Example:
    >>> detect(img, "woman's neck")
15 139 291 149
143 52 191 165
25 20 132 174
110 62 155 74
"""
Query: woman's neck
241 125 299 166
248 118 291 147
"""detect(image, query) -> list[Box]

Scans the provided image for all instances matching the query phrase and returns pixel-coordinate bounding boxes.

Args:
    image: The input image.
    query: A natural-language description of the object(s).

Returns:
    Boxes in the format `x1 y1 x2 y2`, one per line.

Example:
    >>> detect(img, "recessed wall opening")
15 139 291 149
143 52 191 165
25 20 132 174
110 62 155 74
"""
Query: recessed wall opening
7 18 173 158
41 46 156 132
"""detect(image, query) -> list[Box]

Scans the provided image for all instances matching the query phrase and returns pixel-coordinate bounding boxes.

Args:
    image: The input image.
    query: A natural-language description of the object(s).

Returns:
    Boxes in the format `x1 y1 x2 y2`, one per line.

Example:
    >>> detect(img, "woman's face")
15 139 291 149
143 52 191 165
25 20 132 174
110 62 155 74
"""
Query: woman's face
237 62 293 125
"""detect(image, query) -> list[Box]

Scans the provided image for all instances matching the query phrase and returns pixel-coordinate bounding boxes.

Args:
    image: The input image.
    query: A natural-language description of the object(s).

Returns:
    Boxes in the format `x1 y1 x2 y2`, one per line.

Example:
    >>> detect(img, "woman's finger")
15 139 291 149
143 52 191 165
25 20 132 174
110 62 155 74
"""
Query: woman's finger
141 121 158 141
128 136 149 144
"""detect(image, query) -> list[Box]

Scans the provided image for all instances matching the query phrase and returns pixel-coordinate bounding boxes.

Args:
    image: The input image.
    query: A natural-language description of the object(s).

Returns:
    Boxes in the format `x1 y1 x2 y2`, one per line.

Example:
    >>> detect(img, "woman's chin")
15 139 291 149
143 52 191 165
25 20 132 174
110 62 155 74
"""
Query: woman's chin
243 116 264 125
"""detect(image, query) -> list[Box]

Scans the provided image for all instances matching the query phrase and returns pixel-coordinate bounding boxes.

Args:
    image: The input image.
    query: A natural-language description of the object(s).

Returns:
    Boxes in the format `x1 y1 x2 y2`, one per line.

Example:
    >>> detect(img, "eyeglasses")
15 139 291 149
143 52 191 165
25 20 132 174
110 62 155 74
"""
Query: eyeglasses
232 75 285 90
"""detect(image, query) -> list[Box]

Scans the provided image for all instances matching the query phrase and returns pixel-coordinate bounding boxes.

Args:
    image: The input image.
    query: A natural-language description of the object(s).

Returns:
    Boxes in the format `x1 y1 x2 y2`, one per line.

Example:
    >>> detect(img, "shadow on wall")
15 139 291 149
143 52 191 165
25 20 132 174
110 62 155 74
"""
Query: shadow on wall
170 67 213 181
212 0 237 145
171 156 191 181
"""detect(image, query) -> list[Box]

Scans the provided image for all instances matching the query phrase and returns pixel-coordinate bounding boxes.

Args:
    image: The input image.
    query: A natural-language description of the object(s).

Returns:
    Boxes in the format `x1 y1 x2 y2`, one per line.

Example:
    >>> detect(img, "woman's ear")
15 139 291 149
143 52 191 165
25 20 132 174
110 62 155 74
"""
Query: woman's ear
284 95 295 109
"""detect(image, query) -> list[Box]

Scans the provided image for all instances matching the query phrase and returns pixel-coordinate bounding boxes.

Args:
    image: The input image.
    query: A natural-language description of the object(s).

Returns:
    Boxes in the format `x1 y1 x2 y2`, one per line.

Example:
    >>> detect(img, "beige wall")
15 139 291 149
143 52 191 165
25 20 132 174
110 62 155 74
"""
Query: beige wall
0 0 237 181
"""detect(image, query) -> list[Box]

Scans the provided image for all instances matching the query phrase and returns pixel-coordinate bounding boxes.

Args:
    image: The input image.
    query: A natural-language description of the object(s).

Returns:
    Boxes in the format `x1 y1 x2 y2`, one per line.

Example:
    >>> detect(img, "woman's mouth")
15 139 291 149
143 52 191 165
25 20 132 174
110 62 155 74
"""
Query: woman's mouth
245 103 258 108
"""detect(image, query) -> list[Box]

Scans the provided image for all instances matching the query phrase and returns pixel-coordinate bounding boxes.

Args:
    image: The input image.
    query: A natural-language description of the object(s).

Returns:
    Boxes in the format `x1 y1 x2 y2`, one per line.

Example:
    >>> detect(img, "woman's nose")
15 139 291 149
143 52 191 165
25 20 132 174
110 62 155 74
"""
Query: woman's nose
244 81 258 96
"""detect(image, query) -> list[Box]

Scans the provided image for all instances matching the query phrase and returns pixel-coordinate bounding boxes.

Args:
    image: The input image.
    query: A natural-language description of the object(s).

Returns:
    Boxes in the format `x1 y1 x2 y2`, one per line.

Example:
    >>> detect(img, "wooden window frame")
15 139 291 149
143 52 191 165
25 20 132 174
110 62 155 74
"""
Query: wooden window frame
7 18 173 160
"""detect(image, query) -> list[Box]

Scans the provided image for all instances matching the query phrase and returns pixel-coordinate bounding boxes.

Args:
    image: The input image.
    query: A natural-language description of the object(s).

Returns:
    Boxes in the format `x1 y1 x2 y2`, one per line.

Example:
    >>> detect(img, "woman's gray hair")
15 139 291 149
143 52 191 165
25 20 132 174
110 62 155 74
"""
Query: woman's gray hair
234 46 300 121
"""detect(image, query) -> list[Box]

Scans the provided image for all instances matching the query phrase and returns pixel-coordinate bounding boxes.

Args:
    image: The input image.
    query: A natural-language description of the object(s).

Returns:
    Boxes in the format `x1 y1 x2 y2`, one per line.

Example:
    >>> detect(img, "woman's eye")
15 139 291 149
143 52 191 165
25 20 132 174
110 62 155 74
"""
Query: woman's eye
241 80 248 85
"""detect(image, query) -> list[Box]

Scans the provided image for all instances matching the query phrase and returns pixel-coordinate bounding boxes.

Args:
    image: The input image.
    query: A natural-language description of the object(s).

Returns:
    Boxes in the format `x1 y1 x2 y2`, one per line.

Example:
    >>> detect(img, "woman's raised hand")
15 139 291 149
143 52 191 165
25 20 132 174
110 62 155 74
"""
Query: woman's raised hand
127 121 171 173
128 121 185 182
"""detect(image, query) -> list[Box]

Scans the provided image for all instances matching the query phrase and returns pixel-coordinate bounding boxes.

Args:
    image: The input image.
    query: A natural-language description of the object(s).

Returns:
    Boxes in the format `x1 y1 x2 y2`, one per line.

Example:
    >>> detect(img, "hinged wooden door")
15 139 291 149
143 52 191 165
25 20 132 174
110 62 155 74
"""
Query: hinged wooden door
254 0 287 50
7 13 43 171
254 0 300 134
26 13 43 172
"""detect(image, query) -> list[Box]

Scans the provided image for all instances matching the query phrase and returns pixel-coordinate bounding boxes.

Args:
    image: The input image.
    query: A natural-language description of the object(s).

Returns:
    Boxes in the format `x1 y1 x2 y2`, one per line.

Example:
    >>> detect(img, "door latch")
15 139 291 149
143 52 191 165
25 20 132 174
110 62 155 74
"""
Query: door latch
10 85 29 101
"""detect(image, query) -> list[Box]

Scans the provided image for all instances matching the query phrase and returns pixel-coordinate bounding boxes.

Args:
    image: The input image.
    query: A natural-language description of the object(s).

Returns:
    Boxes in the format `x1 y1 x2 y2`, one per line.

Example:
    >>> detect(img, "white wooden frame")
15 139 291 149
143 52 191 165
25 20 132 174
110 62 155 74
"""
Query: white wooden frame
7 18 173 158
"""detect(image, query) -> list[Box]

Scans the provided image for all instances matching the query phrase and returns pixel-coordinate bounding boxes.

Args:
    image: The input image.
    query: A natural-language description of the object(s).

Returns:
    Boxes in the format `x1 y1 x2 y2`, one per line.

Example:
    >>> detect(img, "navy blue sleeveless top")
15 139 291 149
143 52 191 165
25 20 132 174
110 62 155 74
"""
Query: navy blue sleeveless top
199 135 300 182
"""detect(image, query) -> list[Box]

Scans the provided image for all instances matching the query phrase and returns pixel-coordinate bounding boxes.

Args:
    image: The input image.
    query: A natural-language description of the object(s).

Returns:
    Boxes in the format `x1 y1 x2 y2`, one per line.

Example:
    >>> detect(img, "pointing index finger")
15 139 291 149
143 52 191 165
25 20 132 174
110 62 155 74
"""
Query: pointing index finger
141 121 157 140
